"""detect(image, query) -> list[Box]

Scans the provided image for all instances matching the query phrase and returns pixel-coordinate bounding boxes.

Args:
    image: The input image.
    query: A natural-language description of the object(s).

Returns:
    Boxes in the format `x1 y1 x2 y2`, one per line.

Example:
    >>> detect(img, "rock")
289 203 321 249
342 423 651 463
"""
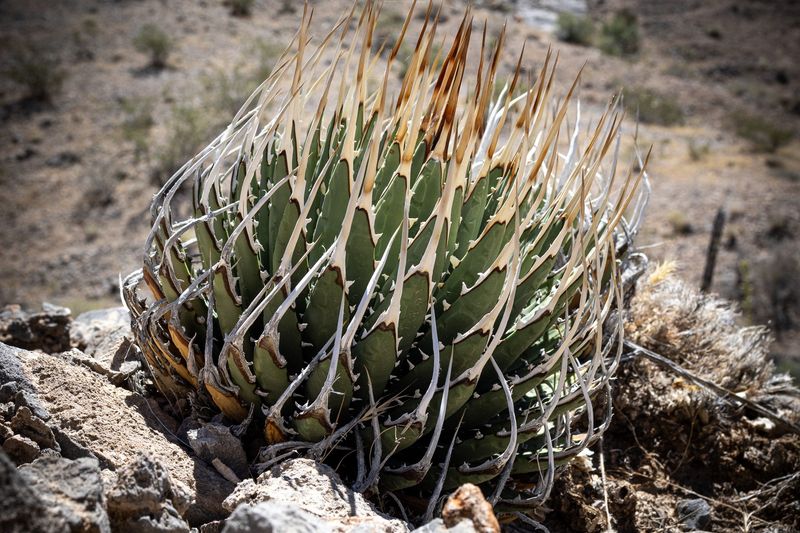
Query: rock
0 381 17 403
0 303 72 353
187 423 249 480
17 455 110 532
0 343 43 398
224 459 408 533
59 347 142 387
106 453 191 532
45 151 81 167
53 425 98 461
222 502 328 533
14 388 51 421
199 520 225 533
0 451 54 532
676 498 712 531
10 405 58 450
70 306 132 363
441 484 500 533
0 344 51 420
3 434 41 464
411 518 477 532
9 343 234 526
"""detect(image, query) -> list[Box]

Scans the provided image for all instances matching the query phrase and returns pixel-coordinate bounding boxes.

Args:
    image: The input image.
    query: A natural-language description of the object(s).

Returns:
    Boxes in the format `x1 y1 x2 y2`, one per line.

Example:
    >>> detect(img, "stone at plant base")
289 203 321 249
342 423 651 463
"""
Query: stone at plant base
0 451 54 532
10 405 58 450
2 433 41 464
106 453 191 532
222 502 328 533
187 423 249 480
676 498 712 530
70 307 141 383
70 306 131 359
410 518 477 532
441 484 500 533
16 455 111 532
9 342 234 526
223 459 408 533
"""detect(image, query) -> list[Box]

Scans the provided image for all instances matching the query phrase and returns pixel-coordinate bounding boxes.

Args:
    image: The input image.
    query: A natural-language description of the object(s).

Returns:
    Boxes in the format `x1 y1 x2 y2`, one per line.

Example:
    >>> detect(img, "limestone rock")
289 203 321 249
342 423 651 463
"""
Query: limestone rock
8 342 234 526
187 423 249 480
0 343 50 420
16 455 110 532
223 459 408 533
10 405 58 450
106 453 191 532
70 306 131 360
410 518 477 532
676 498 712 531
0 451 53 532
222 502 328 533
3 434 40 464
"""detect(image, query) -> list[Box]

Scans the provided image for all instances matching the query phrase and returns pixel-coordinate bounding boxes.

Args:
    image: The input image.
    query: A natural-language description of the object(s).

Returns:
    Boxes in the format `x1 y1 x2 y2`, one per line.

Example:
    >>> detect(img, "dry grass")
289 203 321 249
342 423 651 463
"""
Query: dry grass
626 264 775 391
546 268 800 532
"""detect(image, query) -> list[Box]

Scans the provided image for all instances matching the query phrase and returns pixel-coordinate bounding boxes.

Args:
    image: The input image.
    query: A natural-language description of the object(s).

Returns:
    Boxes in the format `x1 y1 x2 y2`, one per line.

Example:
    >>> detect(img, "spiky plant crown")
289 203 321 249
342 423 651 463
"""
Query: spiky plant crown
123 1 648 522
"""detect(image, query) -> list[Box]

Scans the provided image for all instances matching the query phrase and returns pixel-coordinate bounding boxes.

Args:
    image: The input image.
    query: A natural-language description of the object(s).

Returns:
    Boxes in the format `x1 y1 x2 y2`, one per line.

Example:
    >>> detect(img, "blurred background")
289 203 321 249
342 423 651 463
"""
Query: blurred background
1 0 798 374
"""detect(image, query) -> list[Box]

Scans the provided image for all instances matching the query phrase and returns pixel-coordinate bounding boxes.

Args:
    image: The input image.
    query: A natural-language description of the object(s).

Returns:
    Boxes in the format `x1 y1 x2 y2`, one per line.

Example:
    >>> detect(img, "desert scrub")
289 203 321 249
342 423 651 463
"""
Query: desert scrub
556 12 594 46
225 0 254 17
120 97 155 160
123 2 648 523
625 86 684 126
667 211 693 235
5 45 65 102
252 39 283 82
599 9 639 57
729 110 793 153
133 24 173 69
687 139 710 161
155 66 265 180
155 104 215 182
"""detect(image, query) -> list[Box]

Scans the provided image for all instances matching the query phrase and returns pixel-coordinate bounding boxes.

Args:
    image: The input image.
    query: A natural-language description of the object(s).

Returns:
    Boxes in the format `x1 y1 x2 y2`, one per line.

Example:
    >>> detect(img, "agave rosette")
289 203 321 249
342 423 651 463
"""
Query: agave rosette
124 1 648 519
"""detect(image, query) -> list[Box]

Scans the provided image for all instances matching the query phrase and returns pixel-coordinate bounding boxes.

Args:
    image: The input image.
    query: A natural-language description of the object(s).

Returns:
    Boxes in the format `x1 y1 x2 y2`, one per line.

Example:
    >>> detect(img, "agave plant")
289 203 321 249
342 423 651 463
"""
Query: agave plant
123 1 648 521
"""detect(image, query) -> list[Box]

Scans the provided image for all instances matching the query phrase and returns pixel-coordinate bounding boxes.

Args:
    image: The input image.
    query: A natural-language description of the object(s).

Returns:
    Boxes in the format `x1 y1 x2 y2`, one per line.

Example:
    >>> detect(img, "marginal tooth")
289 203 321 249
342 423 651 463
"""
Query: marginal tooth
491 383 501 391
297 323 308 332
420 352 430 361
413 389 421 399
407 360 415 370
301 342 313 348
442 300 451 311
472 392 481 399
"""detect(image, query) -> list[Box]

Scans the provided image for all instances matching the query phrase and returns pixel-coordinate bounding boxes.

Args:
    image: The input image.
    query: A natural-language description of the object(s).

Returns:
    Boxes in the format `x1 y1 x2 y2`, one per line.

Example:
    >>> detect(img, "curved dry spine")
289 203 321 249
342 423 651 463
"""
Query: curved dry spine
123 0 648 522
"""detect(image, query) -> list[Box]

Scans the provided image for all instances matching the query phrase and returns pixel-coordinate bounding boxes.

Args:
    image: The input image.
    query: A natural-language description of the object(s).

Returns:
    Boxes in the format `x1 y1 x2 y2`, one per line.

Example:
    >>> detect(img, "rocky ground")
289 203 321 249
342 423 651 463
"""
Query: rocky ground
0 0 798 372
2 268 798 532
